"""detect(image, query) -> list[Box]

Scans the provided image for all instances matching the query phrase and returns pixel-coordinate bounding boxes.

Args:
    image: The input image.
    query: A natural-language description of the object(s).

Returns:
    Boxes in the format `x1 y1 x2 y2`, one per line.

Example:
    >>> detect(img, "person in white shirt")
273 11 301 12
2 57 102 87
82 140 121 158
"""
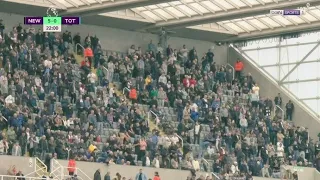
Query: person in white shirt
170 133 179 145
5 95 15 105
207 145 215 158
43 59 53 69
239 115 248 133
231 162 239 174
152 156 160 168
277 142 284 157
252 83 260 96
87 72 97 84
107 61 114 82
157 43 163 54
158 73 167 86
180 45 188 58
192 159 200 171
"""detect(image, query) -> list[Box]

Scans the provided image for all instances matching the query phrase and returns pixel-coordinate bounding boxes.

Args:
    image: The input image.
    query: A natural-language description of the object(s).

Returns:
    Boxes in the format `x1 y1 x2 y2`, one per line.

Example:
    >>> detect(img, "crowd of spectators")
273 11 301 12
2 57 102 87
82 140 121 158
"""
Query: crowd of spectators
0 19 319 180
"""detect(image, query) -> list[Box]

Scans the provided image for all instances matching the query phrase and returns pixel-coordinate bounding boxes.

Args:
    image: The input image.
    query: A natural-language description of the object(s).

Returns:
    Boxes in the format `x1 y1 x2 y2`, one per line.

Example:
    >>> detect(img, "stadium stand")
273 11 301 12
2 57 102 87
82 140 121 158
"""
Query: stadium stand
1 1 320 180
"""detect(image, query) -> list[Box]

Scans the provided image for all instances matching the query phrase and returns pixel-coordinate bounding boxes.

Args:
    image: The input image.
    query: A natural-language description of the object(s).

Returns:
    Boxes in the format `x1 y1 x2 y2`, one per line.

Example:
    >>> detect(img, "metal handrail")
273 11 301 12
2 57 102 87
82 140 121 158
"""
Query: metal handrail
75 43 85 56
275 105 285 120
226 63 235 80
175 134 183 151
1 115 7 122
0 175 53 180
122 87 130 95
102 66 109 72
148 110 159 127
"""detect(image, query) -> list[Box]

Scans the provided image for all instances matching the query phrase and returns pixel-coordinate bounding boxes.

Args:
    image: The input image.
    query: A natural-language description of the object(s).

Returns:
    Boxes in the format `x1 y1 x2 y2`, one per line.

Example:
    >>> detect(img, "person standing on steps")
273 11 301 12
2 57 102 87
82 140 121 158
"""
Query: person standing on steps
135 169 147 180
94 169 101 180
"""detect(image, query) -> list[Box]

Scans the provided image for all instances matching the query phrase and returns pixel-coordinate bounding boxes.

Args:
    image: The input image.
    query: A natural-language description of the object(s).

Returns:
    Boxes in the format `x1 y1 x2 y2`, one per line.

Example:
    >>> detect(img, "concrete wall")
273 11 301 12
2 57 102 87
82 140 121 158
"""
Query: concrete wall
0 12 228 65
56 159 208 180
284 166 315 180
227 47 320 140
0 156 35 175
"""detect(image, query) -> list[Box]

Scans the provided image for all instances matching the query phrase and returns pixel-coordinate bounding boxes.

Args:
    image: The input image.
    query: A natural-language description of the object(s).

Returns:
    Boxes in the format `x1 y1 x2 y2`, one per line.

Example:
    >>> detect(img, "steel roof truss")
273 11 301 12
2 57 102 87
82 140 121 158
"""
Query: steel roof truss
210 0 228 11
131 9 156 23
168 2 192 17
232 21 250 33
217 22 239 34
181 0 203 15
156 5 179 19
65 0 79 7
285 16 298 25
239 0 252 7
226 0 240 9
267 15 286 27
255 16 274 29
244 19 262 31
145 7 168 21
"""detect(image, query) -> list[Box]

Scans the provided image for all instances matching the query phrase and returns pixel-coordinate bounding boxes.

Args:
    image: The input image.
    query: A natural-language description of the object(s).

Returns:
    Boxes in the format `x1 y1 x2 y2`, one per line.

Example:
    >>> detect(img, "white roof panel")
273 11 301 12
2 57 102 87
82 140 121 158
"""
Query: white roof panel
177 4 198 16
215 0 236 10
154 9 174 19
201 1 223 11
55 0 74 7
166 7 186 17
228 0 247 7
147 5 158 10
272 15 293 26
247 18 269 29
287 16 306 24
225 23 245 33
237 20 256 31
143 11 162 21
303 13 318 22
260 17 281 27
189 3 210 14
245 0 260 5
158 3 170 8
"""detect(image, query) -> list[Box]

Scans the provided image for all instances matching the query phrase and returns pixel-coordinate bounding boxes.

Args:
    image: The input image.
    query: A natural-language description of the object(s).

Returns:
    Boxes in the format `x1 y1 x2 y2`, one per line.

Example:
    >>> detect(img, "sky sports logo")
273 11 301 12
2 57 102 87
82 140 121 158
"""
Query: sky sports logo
270 9 303 15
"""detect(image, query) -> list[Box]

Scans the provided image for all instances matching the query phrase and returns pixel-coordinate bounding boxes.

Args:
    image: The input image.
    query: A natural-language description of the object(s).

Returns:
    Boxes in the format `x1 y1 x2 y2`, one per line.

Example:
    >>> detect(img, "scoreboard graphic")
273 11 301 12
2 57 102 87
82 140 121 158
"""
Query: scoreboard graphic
23 7 80 32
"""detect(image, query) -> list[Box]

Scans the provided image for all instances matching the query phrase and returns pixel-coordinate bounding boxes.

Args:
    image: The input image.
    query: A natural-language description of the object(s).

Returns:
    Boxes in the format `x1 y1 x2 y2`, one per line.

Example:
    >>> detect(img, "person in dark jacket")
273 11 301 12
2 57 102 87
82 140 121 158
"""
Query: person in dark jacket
104 172 111 180
94 169 101 180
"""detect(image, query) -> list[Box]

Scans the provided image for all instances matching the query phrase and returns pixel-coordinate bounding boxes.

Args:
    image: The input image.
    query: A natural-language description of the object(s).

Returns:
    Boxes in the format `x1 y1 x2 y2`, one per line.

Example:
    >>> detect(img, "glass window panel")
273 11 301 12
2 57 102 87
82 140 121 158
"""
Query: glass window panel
242 37 280 50
284 83 299 98
202 1 223 11
295 81 318 98
154 9 174 19
287 16 305 24
224 23 245 33
305 45 320 62
229 0 246 7
257 48 279 66
166 7 186 17
143 11 162 21
237 21 256 31
272 15 292 26
215 0 235 9
247 19 269 29
147 5 158 9
260 17 281 27
303 100 319 115
190 3 209 13
245 50 259 62
246 0 260 5
263 66 279 80
281 32 320 45
279 65 295 80
280 44 315 64
303 13 317 22
177 5 198 15
296 62 320 81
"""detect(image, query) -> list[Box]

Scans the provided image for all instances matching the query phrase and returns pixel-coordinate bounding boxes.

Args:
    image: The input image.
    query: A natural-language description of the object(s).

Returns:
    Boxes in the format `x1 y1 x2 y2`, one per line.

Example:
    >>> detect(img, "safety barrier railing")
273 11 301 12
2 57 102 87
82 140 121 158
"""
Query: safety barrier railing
24 157 47 178
50 159 63 179
275 105 285 120
1 115 8 122
148 110 159 127
75 43 85 56
0 175 53 180
175 134 183 151
226 63 235 80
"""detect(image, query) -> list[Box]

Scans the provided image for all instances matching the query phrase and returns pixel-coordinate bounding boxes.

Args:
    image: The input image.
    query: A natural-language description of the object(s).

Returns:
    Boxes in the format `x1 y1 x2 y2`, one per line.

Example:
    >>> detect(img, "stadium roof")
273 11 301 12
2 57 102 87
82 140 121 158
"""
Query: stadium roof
3 0 320 42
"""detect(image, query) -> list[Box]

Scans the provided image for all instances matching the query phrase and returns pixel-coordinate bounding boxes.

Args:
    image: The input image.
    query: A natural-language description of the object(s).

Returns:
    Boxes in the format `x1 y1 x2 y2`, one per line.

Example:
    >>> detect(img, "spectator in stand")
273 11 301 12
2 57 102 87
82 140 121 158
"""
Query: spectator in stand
94 169 101 180
285 100 294 120
67 157 76 176
234 58 244 79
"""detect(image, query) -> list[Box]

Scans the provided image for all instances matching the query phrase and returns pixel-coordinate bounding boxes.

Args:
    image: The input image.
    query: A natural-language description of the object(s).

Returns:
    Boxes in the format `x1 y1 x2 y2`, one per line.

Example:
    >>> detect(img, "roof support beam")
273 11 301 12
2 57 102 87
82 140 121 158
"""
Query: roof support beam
181 1 203 15
268 15 286 27
224 21 320 43
244 19 262 31
256 0 265 5
199 1 216 13
168 2 191 17
144 7 168 21
210 0 227 11
285 16 298 25
142 0 320 30
217 22 239 35
156 5 179 19
131 9 156 23
232 21 250 33
79 0 91 6
239 0 252 7
47 0 67 9
255 17 274 29
65 0 79 7
307 10 320 20
299 16 311 24
60 0 177 16
95 0 102 3
226 0 240 9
